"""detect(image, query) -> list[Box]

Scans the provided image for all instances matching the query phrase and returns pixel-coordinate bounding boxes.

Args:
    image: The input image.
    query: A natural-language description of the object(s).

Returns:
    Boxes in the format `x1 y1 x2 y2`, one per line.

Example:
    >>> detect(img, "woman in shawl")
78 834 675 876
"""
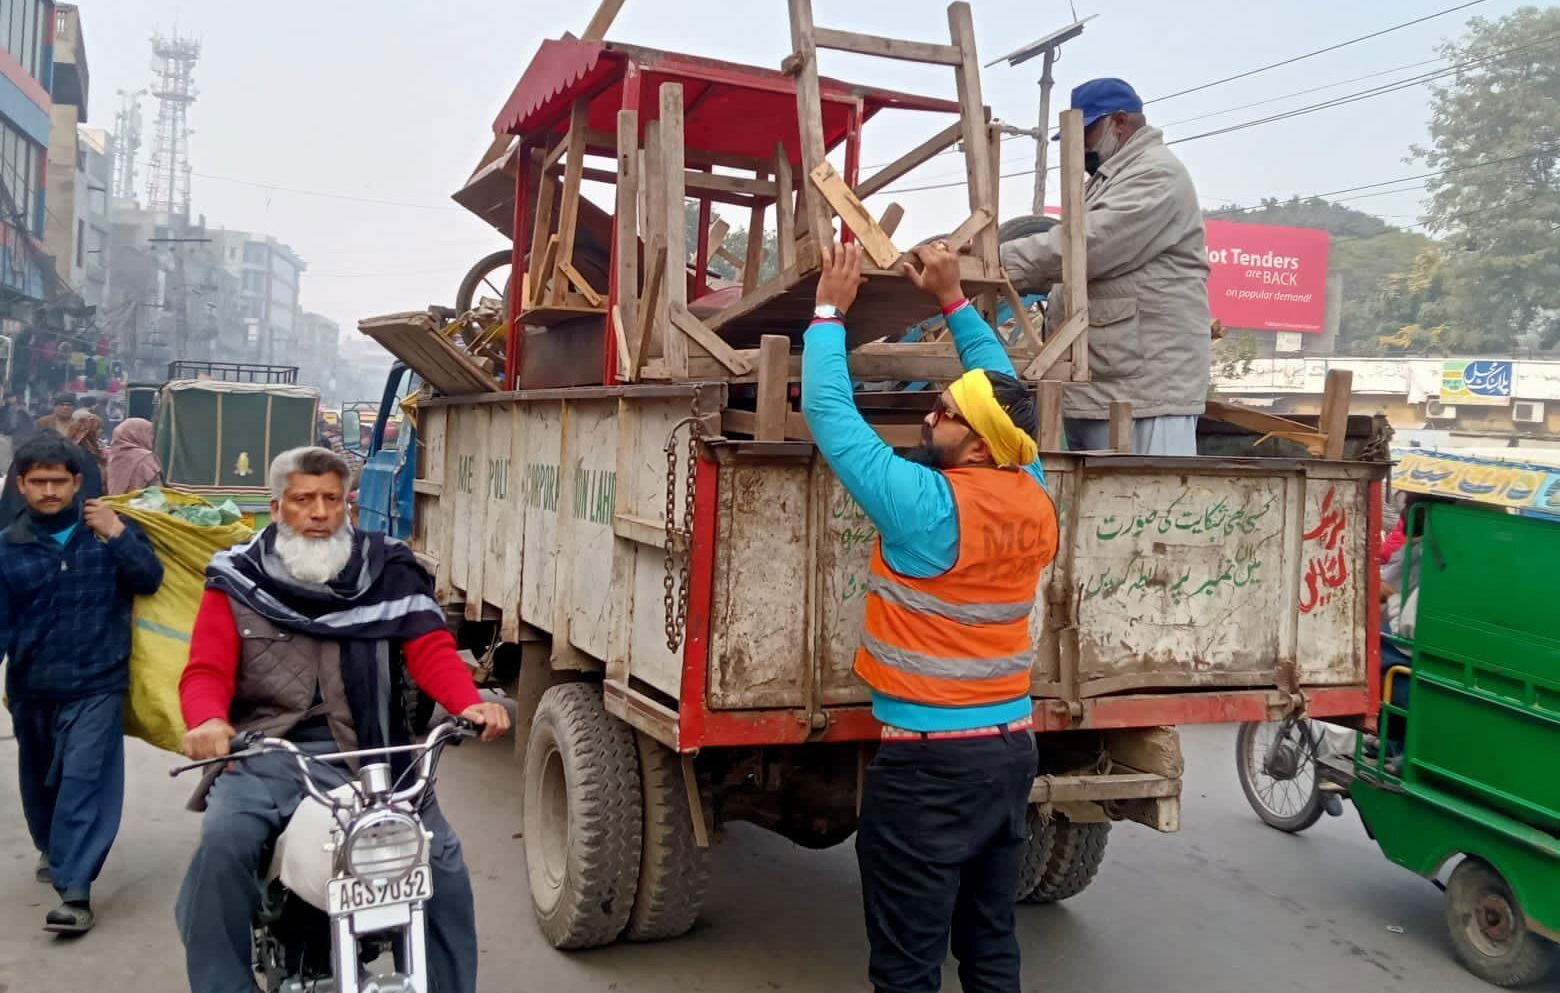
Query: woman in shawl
106 417 162 495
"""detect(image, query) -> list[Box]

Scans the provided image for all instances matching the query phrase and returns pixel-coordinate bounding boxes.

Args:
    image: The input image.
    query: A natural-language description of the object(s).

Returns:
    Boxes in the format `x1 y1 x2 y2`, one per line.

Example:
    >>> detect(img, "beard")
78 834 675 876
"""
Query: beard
274 520 354 584
903 422 956 469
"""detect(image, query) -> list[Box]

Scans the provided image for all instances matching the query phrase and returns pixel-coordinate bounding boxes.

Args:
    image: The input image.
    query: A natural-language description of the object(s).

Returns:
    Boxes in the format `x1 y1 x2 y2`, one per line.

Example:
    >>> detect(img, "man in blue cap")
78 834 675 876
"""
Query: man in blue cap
1002 77 1210 456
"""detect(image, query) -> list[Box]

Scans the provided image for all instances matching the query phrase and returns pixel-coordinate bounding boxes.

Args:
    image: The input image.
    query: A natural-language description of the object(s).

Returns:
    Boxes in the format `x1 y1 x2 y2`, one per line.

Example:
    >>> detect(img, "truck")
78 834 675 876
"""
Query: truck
356 6 1388 950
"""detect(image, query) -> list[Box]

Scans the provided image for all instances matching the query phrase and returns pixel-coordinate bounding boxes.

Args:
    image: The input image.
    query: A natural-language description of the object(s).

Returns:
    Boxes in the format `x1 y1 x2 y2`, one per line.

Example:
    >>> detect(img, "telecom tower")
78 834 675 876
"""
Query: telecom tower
145 33 200 216
112 89 144 201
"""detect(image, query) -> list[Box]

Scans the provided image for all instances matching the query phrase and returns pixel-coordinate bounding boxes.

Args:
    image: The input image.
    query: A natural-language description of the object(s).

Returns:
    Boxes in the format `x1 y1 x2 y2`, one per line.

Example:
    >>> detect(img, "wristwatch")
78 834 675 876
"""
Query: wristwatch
814 304 843 320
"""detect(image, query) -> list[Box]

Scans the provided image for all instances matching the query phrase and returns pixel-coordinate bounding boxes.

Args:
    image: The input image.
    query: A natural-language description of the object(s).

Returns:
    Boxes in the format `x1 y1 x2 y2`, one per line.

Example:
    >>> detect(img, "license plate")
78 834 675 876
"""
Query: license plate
327 866 432 915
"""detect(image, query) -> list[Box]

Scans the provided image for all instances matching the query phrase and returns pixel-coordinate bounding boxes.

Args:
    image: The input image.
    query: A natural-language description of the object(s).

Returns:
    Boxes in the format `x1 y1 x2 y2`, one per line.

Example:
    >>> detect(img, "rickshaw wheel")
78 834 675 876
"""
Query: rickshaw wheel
1445 858 1557 987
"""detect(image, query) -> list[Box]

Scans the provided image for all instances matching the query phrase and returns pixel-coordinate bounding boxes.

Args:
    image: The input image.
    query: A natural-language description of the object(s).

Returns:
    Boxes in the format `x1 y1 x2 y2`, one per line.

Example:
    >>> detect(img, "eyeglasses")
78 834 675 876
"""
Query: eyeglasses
929 401 970 430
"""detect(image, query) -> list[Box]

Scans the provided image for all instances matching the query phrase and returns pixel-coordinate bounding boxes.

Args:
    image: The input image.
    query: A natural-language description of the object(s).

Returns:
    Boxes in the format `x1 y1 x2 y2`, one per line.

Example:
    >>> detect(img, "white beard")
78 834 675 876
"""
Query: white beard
274 521 354 584
1094 124 1124 165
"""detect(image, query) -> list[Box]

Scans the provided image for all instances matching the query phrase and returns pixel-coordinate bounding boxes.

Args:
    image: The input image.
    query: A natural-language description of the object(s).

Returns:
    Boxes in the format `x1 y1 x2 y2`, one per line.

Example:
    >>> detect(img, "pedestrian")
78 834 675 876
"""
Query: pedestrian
802 241 1058 993
35 392 76 436
1002 78 1211 455
106 417 162 494
67 407 107 468
0 412 103 528
0 432 164 933
175 445 508 993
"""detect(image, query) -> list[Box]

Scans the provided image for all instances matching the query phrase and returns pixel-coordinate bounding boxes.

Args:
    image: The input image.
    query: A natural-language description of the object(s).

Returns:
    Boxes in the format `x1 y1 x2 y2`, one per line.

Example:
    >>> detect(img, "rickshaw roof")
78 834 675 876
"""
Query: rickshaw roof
160 379 320 400
493 37 962 165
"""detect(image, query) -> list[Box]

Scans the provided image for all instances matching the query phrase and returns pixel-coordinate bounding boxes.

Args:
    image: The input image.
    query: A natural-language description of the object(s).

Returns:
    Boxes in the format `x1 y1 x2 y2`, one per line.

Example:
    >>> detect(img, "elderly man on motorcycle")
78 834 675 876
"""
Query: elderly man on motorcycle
176 446 510 993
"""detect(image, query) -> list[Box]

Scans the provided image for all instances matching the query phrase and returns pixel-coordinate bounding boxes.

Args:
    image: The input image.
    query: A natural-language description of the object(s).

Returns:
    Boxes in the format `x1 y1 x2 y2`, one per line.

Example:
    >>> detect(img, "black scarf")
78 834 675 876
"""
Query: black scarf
205 526 447 756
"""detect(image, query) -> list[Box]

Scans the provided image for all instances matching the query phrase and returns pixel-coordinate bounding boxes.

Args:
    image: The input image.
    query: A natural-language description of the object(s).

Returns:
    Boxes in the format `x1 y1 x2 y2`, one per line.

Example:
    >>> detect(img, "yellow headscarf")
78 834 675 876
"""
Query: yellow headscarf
946 370 1039 468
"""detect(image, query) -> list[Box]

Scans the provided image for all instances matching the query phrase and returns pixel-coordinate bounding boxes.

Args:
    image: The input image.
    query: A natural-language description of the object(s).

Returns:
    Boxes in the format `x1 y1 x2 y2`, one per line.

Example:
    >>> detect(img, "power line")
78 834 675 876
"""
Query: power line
1144 0 1489 104
1158 56 1444 129
135 160 464 211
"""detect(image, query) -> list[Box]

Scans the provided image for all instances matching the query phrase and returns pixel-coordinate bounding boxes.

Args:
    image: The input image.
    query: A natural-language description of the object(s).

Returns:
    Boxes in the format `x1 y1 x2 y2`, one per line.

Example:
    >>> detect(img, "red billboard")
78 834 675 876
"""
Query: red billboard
1204 220 1330 332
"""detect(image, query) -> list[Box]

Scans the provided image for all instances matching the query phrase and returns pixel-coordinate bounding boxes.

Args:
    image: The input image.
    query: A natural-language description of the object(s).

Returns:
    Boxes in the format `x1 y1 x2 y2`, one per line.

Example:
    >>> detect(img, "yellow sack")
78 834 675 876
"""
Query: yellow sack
104 489 254 753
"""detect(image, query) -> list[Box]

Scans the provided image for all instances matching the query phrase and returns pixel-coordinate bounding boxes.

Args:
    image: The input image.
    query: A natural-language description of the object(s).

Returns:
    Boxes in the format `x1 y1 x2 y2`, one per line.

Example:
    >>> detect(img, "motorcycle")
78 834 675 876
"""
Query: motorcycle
172 718 478 993
1234 717 1355 832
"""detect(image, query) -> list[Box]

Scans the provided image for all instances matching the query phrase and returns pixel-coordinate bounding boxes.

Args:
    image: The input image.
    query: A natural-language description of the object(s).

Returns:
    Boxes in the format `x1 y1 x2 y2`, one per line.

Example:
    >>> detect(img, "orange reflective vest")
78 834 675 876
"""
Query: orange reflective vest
854 467 1058 709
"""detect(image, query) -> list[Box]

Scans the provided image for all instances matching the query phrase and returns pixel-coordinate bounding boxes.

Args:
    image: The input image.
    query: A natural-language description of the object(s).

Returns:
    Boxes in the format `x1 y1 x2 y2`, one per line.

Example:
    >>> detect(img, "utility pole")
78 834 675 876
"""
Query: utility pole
988 18 1092 216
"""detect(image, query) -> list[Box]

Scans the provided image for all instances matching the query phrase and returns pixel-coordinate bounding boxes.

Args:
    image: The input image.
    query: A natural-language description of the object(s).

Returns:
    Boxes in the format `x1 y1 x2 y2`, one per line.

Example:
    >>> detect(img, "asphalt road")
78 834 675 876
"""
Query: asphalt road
0 718 1508 993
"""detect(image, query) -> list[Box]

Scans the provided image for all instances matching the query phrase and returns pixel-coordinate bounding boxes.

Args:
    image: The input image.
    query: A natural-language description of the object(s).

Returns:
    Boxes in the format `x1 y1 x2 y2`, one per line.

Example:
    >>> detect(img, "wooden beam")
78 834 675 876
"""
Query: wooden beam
643 121 664 259
706 217 731 259
879 202 905 238
1203 401 1320 442
558 163 765 209
943 206 995 255
744 175 769 293
611 305 631 381
526 154 558 307
1058 107 1090 382
1002 274 1043 350
786 0 836 251
812 26 964 65
582 0 627 40
856 121 962 200
756 335 791 440
948 3 998 271
1320 368 1353 460
723 408 921 448
559 261 605 308
534 235 561 309
549 100 591 305
670 303 754 375
1109 402 1134 453
851 341 1033 383
614 109 640 340
1022 310 1089 380
1036 380 1064 451
810 161 900 269
774 143 797 271
660 83 689 376
631 237 667 381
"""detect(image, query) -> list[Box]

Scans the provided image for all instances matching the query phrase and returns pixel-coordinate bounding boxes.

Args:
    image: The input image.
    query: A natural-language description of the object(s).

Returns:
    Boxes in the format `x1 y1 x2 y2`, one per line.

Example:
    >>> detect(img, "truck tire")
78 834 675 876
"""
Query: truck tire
522 683 643 949
1445 858 1557 987
1014 805 1056 902
624 733 711 941
1019 812 1109 904
998 214 1057 244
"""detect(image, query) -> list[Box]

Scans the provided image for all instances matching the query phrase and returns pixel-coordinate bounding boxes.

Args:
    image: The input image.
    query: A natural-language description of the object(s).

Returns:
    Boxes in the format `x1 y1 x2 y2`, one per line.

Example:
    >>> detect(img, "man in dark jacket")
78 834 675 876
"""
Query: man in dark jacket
0 433 164 933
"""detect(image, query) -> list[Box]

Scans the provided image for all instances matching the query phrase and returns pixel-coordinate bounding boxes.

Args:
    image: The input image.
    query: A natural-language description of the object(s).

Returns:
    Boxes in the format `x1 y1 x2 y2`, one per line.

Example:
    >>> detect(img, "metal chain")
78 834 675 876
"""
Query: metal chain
663 401 707 652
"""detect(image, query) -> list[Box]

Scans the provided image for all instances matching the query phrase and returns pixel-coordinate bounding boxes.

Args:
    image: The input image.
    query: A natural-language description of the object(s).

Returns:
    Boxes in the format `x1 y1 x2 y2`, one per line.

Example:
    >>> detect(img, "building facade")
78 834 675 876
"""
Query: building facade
210 228 305 367
0 0 54 306
295 310 341 398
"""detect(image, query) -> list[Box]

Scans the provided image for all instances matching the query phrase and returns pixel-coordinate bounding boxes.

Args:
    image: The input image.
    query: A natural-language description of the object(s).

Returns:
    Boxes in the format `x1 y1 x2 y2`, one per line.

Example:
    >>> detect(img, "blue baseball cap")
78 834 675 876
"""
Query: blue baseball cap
1052 77 1143 140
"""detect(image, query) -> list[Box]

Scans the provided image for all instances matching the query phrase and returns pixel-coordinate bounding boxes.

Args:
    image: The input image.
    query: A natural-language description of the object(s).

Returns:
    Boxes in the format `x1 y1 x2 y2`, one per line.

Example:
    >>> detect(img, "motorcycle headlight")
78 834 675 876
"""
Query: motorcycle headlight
343 810 425 883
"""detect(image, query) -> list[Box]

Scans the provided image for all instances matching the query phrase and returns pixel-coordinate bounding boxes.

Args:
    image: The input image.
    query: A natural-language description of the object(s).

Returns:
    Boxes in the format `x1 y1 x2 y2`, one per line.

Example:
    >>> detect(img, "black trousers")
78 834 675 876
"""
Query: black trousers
856 729 1037 993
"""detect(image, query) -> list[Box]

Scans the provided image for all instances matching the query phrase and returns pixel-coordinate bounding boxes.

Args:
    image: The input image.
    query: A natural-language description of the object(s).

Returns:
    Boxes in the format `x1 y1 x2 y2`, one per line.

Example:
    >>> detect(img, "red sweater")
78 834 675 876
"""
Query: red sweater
180 588 482 730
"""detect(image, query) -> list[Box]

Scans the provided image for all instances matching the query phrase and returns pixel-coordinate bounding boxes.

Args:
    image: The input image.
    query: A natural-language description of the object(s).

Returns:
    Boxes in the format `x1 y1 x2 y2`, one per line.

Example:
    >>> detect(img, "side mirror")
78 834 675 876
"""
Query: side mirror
342 411 362 450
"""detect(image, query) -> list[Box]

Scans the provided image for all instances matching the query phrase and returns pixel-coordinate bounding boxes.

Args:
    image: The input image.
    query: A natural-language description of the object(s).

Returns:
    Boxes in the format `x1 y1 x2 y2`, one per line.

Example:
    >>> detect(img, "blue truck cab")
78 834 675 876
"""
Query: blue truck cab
356 362 420 538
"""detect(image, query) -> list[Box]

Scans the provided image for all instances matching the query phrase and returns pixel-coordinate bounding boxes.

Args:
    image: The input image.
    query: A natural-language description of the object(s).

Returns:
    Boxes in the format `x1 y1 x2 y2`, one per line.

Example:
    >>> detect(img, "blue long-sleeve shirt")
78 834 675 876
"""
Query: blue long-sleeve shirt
801 303 1047 731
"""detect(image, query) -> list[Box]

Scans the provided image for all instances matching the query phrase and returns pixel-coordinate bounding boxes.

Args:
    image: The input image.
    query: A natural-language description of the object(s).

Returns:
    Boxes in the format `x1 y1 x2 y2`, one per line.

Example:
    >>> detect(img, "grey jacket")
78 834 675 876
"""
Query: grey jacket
1001 126 1211 420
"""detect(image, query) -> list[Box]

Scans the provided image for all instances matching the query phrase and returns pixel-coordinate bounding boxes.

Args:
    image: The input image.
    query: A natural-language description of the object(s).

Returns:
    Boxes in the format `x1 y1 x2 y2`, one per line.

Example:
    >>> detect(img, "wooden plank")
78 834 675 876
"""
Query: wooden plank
1203 400 1324 454
786 0 835 249
550 100 591 305
811 26 963 65
526 154 558 307
947 3 998 272
614 109 640 341
878 202 905 238
643 122 664 257
943 206 995 254
1109 401 1134 453
558 261 604 307
706 217 731 259
560 164 765 209
1002 275 1043 350
855 121 962 200
809 161 900 269
774 143 796 270
534 235 561 308
611 305 632 381
582 0 626 39
1029 772 1179 805
756 334 790 440
1320 368 1353 460
743 176 768 294
850 340 1034 383
1021 310 1089 380
1036 380 1064 451
631 237 667 381
660 83 689 377
723 408 920 448
670 304 754 375
1058 107 1090 381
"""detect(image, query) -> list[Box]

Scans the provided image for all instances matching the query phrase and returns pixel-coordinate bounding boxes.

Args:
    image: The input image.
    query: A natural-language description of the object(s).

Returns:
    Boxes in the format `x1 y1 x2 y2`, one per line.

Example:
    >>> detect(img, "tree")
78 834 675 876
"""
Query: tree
1415 6 1560 352
683 202 781 285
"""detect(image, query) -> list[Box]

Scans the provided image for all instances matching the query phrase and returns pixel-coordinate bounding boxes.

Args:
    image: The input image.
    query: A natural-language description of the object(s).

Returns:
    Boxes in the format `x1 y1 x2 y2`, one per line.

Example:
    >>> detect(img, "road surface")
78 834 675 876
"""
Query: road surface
0 717 1502 992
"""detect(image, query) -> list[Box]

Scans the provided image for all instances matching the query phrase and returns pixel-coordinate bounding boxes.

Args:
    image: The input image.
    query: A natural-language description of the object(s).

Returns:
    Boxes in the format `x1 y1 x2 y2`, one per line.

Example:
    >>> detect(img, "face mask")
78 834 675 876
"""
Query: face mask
1084 119 1125 175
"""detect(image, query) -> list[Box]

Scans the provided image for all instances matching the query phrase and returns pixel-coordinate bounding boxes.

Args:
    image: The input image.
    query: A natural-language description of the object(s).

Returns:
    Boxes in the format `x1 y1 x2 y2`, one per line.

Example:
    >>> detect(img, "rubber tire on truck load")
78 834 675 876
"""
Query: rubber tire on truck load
624 733 711 941
1018 810 1110 904
1445 858 1558 987
997 214 1058 244
522 683 643 949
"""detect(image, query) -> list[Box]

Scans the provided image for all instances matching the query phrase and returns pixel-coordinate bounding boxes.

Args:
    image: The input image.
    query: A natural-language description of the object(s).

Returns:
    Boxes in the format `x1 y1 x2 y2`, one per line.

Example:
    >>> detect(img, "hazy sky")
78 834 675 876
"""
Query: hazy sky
81 0 1530 352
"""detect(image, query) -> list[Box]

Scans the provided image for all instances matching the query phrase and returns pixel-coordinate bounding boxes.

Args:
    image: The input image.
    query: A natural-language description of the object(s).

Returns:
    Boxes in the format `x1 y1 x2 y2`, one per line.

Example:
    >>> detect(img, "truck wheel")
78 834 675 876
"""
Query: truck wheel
522 683 643 949
1445 858 1557 987
1014 805 1056 902
1019 812 1109 904
624 733 711 941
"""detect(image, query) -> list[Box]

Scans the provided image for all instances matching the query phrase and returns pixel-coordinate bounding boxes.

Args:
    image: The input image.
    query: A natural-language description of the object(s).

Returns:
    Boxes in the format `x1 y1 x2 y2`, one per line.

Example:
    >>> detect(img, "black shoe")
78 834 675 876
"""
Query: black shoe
43 901 94 934
34 853 50 886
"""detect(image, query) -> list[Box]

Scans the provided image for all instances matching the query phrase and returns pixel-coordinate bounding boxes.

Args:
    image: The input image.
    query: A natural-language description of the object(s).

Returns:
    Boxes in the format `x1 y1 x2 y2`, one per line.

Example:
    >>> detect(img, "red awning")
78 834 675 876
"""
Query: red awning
491 38 961 166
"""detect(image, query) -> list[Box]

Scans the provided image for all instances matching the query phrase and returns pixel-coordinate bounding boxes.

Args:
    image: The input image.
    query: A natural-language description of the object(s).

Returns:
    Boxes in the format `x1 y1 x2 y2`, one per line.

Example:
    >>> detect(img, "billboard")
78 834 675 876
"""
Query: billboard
1440 359 1513 406
1204 220 1330 333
